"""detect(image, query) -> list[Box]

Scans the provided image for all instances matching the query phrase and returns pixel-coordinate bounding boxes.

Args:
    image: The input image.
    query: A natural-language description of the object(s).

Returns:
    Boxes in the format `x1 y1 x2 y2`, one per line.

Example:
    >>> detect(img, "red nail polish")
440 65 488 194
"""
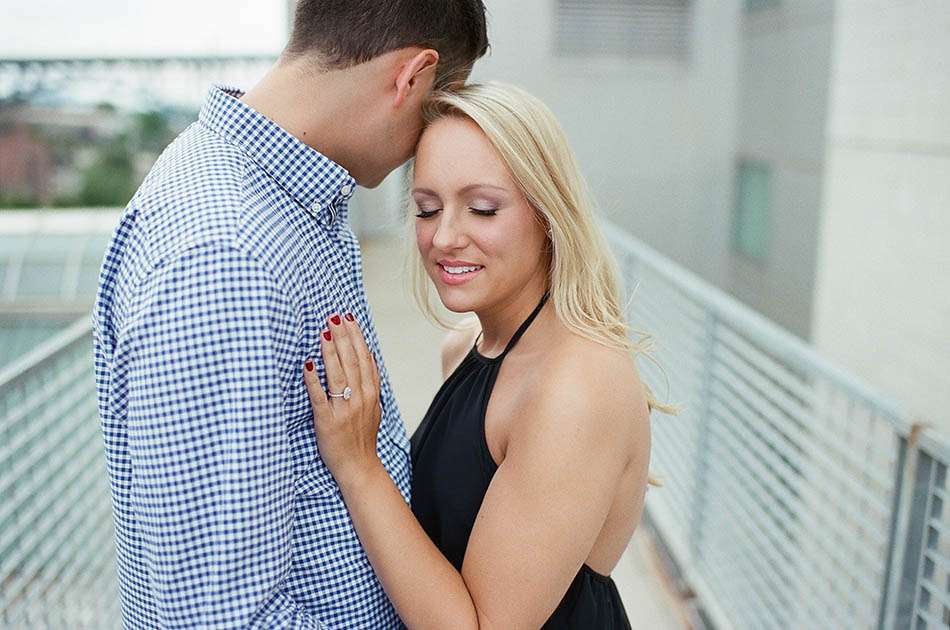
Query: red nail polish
305 359 314 371
323 330 332 341
345 313 355 322
330 315 342 326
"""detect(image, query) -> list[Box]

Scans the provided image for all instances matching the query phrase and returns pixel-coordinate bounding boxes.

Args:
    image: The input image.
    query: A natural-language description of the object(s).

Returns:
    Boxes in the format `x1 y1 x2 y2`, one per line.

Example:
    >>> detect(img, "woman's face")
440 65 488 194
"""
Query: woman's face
412 117 549 314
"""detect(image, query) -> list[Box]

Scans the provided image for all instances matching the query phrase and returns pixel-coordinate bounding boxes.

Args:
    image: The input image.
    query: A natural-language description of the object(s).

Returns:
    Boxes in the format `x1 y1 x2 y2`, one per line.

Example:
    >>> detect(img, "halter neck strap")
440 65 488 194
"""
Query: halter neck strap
475 292 549 361
502 292 549 355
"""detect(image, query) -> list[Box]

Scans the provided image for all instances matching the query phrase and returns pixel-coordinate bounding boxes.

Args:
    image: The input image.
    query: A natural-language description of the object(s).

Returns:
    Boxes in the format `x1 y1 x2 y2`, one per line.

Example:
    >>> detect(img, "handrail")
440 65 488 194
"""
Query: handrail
603 220 911 432
0 317 92 391
603 219 948 630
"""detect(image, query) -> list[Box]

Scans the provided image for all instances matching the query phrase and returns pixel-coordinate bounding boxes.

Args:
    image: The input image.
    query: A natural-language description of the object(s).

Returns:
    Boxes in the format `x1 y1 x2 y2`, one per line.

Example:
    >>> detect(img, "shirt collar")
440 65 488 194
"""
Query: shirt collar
198 85 356 226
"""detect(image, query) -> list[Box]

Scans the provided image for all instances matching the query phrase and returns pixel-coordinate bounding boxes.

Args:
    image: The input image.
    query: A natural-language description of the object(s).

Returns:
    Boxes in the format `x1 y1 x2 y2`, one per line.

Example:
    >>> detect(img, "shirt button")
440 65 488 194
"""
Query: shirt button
309 202 322 218
340 184 353 197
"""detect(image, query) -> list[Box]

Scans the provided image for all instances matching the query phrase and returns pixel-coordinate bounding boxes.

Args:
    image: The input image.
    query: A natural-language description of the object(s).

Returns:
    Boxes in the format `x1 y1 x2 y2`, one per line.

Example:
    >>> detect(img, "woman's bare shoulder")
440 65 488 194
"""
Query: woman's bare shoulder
440 316 480 379
516 334 650 458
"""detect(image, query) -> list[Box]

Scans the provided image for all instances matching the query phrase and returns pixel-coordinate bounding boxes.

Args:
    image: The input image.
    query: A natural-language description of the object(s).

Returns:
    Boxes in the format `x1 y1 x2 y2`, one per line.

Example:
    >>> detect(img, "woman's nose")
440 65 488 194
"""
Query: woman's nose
431 214 467 251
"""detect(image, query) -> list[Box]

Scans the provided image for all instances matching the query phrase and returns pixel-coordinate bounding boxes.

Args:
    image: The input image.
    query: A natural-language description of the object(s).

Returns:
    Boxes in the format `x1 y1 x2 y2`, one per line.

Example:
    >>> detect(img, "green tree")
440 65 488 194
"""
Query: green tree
76 135 138 207
135 110 174 153
0 194 40 209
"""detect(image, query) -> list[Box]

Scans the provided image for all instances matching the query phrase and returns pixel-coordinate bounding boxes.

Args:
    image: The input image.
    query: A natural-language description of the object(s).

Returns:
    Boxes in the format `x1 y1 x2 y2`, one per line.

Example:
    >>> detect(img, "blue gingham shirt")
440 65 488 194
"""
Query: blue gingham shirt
93 86 411 629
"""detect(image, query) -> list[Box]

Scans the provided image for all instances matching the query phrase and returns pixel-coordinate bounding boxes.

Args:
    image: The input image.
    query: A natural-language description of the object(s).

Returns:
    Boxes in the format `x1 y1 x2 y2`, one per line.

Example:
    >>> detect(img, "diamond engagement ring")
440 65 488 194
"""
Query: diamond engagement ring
327 386 353 401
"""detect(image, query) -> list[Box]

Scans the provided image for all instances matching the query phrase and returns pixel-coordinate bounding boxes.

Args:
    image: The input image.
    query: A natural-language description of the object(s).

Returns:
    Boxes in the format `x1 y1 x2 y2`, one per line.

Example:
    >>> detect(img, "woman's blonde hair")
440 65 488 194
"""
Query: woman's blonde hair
407 82 678 421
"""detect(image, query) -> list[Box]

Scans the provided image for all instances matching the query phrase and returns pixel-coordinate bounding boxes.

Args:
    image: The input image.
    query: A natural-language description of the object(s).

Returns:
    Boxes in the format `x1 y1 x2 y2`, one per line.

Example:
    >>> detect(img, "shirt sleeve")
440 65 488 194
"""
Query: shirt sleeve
124 243 323 629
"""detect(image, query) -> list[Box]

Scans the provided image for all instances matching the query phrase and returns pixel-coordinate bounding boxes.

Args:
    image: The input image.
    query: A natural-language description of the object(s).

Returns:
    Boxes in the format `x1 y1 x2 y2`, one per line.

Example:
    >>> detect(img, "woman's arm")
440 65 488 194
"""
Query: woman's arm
335 456 482 629
304 315 650 629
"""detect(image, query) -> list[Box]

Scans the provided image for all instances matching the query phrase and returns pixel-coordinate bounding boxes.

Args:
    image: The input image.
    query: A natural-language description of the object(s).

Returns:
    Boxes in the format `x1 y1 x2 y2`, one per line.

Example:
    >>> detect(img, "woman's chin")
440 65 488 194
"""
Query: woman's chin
434 287 481 314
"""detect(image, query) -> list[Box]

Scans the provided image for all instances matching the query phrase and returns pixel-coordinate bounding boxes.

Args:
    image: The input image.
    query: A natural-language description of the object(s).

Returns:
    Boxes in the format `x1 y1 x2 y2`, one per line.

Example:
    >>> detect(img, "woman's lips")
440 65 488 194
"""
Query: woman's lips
437 263 484 286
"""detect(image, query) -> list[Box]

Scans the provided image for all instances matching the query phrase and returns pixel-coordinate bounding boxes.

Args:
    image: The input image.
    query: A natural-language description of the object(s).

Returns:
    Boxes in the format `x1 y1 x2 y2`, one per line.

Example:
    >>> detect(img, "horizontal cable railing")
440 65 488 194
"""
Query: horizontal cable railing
605 221 948 630
0 220 946 628
0 317 120 629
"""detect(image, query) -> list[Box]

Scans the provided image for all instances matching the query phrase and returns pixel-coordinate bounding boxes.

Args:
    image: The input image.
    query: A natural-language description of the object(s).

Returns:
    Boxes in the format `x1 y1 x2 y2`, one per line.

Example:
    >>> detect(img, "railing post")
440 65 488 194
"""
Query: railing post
688 309 719 566
879 424 929 630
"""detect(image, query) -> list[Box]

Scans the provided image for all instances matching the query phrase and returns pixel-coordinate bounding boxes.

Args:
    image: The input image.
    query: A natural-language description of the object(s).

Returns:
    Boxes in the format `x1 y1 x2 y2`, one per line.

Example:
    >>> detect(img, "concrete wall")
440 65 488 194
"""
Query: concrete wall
469 0 741 280
347 1 882 354
729 0 835 339
812 0 950 431
351 0 743 297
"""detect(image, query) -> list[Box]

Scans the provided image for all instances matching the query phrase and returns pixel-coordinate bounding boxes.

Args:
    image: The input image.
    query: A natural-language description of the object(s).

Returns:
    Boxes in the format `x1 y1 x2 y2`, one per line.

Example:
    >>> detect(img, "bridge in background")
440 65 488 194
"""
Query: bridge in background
0 55 276 106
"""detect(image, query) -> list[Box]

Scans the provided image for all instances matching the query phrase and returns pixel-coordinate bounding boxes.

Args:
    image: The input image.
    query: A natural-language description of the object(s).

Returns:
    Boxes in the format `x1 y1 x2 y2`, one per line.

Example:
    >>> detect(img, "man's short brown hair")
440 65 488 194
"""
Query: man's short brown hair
286 0 489 89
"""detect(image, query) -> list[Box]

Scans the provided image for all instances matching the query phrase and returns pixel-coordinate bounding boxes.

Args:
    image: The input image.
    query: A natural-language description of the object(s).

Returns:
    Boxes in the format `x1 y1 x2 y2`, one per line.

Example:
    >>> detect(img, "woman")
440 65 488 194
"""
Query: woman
302 83 667 629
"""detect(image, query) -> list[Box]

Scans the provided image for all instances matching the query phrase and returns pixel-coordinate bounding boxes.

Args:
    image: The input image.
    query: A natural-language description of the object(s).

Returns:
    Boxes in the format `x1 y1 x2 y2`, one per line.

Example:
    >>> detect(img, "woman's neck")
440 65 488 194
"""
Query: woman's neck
475 282 550 358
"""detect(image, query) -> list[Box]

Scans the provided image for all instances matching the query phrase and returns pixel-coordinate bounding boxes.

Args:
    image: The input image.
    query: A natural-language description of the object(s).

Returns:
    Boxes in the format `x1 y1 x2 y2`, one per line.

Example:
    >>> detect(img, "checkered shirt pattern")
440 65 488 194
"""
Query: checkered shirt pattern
93 86 411 629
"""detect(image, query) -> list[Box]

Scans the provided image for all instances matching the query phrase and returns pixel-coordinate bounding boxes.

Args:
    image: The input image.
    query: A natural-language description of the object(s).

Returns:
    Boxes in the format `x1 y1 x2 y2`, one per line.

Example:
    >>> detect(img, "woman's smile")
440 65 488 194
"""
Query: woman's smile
437 260 484 285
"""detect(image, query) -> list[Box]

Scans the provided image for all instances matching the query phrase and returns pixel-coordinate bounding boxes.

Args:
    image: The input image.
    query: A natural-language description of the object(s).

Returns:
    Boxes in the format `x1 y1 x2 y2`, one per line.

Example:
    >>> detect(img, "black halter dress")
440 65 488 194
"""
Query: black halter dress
410 295 632 629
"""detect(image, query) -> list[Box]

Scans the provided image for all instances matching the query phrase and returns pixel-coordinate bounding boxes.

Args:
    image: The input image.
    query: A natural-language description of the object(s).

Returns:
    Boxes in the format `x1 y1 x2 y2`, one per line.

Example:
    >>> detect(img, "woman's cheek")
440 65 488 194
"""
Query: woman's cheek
476 222 516 261
415 223 432 255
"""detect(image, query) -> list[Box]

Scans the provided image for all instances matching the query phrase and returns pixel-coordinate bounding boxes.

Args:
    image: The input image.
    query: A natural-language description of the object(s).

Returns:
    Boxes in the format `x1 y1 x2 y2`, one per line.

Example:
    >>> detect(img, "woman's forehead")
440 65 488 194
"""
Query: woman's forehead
415 119 511 185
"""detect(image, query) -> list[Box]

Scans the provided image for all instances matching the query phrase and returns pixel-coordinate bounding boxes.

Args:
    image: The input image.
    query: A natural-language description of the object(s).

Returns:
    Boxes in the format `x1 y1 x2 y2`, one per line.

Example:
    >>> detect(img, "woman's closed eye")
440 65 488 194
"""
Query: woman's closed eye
414 207 499 219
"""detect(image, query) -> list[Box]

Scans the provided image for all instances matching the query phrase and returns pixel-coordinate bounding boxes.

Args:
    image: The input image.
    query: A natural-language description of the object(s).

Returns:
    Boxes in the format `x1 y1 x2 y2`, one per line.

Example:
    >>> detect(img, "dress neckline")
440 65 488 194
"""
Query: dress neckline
471 293 550 364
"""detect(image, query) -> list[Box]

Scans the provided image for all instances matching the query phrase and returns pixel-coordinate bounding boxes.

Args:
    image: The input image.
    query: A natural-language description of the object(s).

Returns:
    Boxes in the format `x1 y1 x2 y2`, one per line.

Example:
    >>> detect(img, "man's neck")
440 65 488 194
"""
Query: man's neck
240 57 373 177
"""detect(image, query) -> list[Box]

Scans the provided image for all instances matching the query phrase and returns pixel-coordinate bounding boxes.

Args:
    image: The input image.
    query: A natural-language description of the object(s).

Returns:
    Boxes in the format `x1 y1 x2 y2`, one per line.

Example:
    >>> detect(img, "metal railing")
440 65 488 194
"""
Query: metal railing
0 209 118 310
0 318 120 629
605 222 949 630
0 222 946 628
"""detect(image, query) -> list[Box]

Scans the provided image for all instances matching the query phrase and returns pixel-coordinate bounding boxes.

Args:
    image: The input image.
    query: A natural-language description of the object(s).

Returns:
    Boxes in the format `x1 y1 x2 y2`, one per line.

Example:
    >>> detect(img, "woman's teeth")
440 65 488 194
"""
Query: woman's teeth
442 265 482 274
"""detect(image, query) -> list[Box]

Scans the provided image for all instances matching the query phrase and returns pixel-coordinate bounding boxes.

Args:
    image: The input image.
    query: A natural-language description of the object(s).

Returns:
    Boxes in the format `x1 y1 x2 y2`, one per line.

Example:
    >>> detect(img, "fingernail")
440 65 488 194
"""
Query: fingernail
330 315 342 326
305 359 314 371
344 313 355 322
323 330 332 341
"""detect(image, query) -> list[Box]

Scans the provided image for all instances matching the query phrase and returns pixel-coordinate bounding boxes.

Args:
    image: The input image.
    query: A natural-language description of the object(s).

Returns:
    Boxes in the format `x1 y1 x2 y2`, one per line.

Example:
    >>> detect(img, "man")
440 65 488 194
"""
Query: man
92 1 488 627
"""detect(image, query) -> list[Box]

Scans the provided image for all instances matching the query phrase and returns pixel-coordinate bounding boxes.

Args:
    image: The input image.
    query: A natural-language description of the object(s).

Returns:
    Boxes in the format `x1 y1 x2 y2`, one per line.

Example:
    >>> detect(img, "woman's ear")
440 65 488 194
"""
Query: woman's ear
393 49 440 108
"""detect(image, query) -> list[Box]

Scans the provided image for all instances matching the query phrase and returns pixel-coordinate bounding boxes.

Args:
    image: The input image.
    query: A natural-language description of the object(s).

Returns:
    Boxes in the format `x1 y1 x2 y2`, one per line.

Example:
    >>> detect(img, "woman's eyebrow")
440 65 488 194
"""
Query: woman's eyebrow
459 183 507 195
411 183 506 196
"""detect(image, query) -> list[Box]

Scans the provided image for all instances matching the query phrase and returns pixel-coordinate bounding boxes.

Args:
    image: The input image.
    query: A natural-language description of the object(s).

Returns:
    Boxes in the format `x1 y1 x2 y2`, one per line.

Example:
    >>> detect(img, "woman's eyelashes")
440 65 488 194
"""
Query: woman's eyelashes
414 207 499 219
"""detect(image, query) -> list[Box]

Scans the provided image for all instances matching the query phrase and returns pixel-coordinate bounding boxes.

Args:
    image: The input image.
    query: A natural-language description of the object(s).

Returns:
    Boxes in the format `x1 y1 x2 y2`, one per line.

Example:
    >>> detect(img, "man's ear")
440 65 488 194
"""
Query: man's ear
393 49 440 108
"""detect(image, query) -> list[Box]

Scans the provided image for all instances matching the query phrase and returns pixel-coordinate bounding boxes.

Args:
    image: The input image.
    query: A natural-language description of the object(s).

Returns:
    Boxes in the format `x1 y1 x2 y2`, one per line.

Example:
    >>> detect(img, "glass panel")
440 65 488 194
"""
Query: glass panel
15 261 65 299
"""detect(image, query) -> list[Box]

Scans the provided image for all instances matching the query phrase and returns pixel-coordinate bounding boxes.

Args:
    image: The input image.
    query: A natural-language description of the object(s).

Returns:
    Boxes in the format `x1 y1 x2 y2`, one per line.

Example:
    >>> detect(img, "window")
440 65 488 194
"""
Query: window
732 159 771 261
555 0 693 60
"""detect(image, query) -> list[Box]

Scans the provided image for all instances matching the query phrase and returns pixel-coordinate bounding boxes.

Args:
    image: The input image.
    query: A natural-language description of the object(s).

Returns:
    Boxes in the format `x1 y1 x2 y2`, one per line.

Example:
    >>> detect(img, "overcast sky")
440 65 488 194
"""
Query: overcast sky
1 0 289 58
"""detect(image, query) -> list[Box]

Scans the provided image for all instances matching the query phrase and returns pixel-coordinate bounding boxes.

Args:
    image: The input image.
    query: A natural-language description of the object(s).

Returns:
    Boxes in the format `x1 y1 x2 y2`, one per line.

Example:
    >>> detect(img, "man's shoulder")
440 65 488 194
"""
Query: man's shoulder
130 124 256 269
142 122 245 195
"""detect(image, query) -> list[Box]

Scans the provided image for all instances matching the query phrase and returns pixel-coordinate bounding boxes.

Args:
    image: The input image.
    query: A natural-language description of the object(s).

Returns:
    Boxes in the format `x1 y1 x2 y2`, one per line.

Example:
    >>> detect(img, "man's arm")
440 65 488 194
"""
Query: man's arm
125 244 323 628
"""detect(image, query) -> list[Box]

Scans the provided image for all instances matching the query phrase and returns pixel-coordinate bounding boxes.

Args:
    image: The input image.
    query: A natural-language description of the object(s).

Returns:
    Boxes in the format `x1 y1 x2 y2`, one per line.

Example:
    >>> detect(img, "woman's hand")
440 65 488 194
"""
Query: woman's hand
302 313 384 491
